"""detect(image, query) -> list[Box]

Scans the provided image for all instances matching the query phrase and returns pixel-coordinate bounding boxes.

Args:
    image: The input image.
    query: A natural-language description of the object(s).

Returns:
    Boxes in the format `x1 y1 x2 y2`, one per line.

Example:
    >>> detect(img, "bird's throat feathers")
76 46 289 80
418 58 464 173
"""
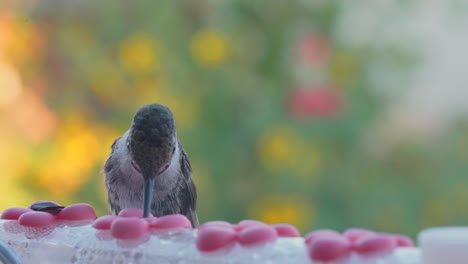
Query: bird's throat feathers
115 130 182 195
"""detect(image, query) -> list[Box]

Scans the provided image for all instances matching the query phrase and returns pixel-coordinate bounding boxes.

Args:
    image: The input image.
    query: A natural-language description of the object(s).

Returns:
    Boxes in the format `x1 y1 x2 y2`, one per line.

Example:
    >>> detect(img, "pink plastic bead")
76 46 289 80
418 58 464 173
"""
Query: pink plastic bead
355 235 397 255
272 223 300 237
199 221 233 231
1 208 32 220
196 226 238 252
57 203 97 221
149 214 192 230
111 217 148 239
18 211 56 228
305 229 342 245
234 219 267 232
238 225 277 246
92 215 118 230
393 234 415 247
307 236 351 262
343 228 377 242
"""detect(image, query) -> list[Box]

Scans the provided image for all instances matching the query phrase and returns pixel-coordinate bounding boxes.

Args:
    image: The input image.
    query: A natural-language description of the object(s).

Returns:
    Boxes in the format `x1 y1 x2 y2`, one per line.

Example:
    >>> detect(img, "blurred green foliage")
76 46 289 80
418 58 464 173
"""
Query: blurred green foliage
1 0 468 238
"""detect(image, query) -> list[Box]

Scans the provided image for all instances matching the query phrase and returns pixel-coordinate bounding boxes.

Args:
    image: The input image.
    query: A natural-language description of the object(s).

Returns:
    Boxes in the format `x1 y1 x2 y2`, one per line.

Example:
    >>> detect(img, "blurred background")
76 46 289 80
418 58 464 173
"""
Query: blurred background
1 0 468 238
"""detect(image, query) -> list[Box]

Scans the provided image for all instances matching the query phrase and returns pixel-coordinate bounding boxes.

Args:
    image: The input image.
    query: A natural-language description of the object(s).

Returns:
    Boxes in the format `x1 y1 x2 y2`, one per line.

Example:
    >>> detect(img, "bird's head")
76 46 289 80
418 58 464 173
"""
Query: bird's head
127 104 177 179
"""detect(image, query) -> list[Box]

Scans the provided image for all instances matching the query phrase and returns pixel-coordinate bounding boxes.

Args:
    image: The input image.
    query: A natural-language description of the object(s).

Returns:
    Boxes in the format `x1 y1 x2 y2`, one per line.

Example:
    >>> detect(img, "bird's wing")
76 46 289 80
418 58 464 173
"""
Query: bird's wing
104 137 122 214
104 137 121 183
179 144 199 227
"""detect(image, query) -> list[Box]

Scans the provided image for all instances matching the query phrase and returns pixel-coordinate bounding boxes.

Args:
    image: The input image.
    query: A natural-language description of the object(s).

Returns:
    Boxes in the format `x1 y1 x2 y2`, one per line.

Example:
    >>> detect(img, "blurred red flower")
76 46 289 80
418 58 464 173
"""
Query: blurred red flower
287 86 343 119
295 34 331 65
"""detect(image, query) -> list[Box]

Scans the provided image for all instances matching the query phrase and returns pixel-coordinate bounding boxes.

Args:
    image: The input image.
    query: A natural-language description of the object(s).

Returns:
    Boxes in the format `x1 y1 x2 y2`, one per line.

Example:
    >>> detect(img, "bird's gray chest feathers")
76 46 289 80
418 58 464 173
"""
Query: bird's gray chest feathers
104 130 184 215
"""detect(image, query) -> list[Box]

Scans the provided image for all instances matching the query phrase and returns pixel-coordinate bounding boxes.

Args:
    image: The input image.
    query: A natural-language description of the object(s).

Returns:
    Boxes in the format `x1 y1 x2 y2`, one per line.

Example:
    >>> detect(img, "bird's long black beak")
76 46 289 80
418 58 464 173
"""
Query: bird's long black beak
143 177 155 218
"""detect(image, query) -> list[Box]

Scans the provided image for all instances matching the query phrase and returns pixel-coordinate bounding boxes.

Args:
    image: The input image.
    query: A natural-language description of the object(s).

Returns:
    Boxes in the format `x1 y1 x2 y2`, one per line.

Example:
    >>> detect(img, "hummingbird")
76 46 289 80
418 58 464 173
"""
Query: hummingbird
104 104 199 227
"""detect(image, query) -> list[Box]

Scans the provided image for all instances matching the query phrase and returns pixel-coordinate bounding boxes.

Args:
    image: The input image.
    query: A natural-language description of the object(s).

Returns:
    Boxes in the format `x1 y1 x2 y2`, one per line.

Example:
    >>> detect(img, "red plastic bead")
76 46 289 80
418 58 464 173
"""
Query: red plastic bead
1 208 32 220
199 221 233 231
111 217 148 239
149 214 192 230
18 211 56 228
355 235 397 255
343 228 377 242
234 219 267 232
272 223 300 237
196 226 238 252
118 208 152 218
238 225 277 246
57 203 97 221
307 236 351 262
393 234 415 247
305 229 342 245
92 215 118 230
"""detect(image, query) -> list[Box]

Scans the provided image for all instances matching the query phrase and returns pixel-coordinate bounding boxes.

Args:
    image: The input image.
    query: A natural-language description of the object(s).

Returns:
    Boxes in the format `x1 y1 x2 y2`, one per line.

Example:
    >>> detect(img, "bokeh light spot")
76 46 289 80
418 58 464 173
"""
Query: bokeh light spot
191 29 228 67
249 195 315 232
0 63 22 106
119 33 160 74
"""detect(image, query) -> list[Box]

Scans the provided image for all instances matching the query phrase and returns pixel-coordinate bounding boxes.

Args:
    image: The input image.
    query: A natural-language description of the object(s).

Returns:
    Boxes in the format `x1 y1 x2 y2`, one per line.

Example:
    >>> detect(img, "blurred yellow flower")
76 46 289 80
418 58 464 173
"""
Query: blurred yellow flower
249 195 315 231
191 29 228 67
258 127 317 170
329 52 360 87
133 77 167 107
119 33 161 74
258 127 300 171
36 116 101 196
258 127 322 180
